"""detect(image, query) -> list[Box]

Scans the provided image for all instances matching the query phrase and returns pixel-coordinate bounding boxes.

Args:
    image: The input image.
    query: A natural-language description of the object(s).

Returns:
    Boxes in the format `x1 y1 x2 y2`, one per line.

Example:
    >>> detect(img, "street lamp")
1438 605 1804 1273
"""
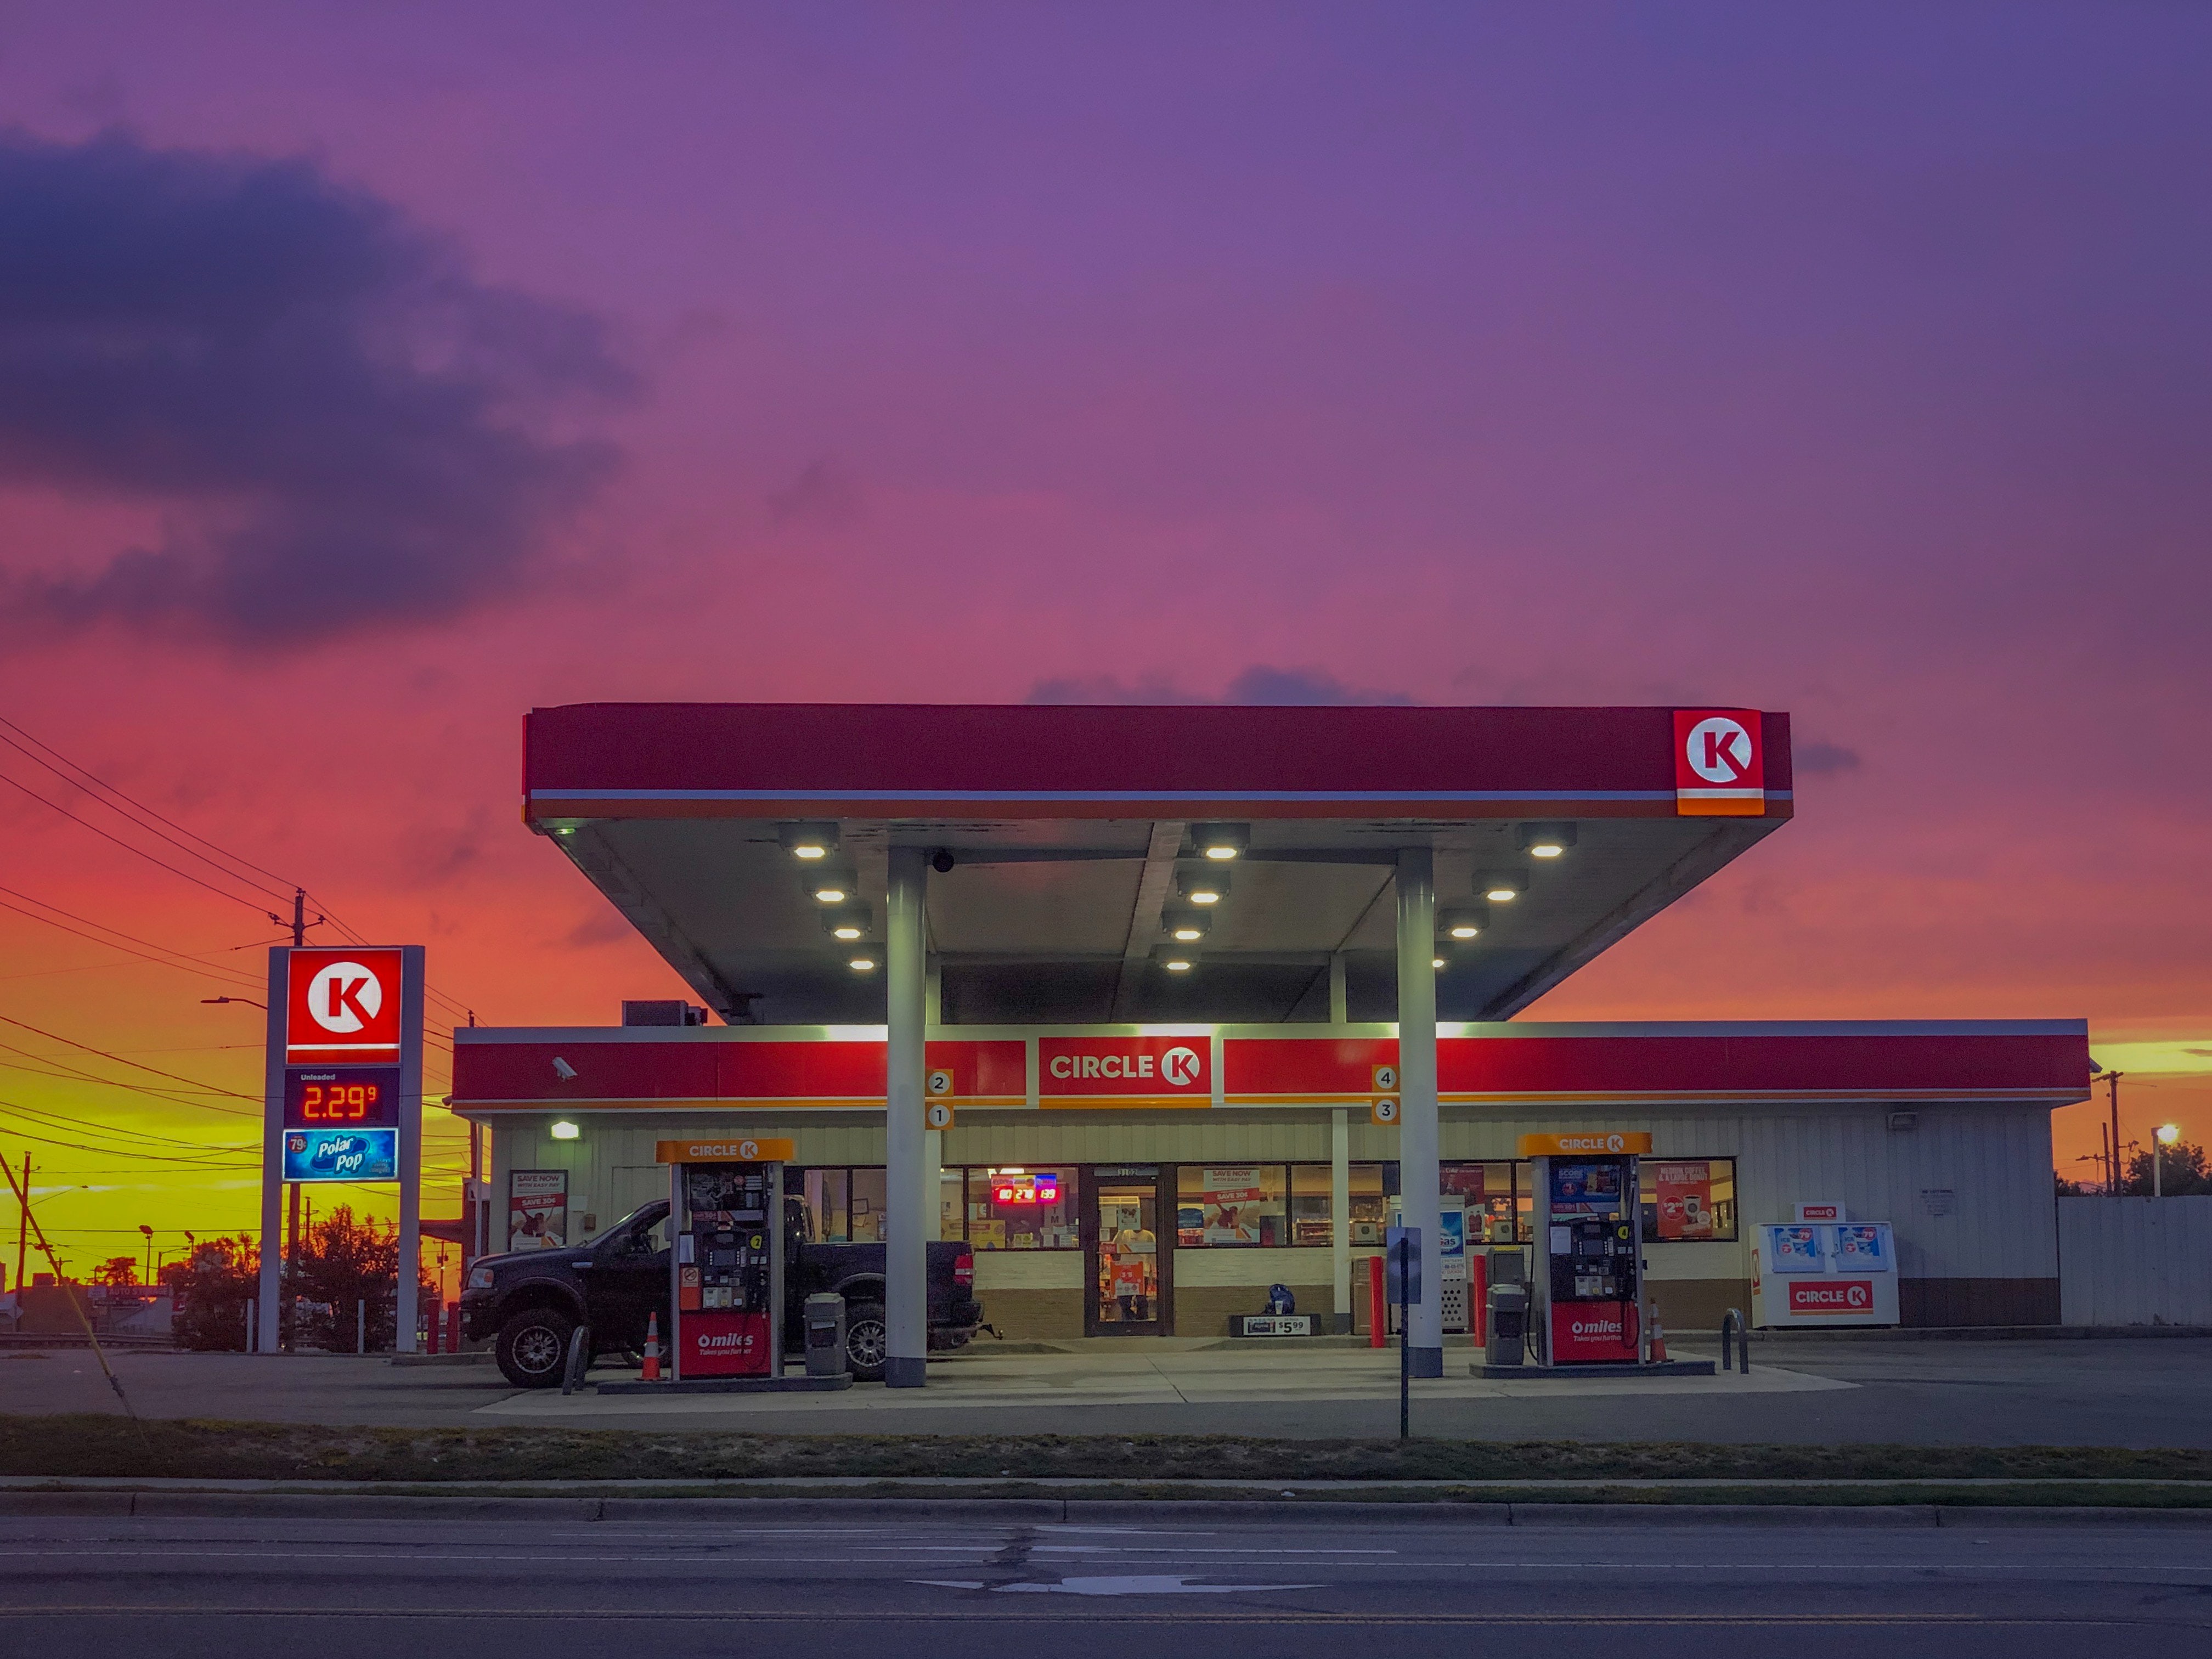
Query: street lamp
138 1223 154 1285
2155 1124 2181 1198
201 996 267 1011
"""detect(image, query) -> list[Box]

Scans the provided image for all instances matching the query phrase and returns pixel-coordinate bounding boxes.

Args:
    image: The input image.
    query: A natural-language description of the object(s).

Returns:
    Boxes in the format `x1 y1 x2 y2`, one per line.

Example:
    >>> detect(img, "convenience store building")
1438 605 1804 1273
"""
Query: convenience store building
448 703 2089 1380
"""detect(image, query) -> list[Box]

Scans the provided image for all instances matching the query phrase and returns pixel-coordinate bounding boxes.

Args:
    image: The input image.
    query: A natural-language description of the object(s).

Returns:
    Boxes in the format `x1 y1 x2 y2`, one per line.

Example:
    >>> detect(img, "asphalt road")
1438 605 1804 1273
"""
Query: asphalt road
6 1336 2212 1444
0 1509 2204 1656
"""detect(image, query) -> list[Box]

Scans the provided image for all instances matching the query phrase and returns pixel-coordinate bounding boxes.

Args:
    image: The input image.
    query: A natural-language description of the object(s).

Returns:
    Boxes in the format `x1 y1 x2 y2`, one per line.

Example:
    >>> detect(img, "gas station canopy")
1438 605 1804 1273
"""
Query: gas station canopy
524 703 1793 1026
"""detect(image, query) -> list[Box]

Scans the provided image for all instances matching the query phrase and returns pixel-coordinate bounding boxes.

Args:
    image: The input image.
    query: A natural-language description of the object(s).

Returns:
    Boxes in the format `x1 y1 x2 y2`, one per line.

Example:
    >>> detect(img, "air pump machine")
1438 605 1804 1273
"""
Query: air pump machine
1520 1131 1654 1366
656 1136 794 1380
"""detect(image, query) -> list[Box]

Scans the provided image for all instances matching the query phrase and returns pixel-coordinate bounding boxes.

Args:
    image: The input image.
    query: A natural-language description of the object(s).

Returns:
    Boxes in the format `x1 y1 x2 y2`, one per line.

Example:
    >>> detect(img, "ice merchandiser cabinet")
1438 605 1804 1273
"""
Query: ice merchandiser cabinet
1521 1132 1655 1365
1752 1205 1901 1328
658 1136 793 1380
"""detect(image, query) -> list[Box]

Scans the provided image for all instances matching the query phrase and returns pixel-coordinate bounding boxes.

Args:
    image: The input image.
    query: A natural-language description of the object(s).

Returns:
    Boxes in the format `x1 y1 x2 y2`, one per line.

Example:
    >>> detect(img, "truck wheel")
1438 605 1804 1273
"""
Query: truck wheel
496 1306 576 1388
843 1300 888 1382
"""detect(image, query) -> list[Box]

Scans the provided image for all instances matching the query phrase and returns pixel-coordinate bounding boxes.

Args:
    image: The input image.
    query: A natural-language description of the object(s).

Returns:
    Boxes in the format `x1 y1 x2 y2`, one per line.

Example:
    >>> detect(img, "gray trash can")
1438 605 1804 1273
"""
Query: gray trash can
1486 1283 1526 1367
804 1293 848 1378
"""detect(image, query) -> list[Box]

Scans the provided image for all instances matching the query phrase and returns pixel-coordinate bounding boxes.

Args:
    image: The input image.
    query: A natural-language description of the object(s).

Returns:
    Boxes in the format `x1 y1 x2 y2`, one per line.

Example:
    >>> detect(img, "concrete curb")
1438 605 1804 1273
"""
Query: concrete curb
3 1490 2209 1525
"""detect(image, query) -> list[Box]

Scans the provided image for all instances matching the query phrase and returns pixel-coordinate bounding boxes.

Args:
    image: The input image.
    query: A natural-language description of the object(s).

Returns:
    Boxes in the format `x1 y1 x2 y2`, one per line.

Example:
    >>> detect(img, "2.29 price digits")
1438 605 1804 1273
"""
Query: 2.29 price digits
299 1081 377 1121
283 1067 400 1129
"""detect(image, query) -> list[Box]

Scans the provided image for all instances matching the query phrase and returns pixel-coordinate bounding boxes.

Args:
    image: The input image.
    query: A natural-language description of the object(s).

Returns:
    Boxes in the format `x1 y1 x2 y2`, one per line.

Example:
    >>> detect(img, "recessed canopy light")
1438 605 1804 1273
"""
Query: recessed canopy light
550 1120 580 1141
1439 905 1488 941
1176 867 1229 905
848 955 877 972
821 905 872 942
832 924 864 940
1165 958 1194 972
1517 823 1577 859
804 866 858 904
1153 944 1199 972
1432 956 1448 970
1161 908 1211 943
1192 822 1250 861
779 821 841 860
1477 869 1528 902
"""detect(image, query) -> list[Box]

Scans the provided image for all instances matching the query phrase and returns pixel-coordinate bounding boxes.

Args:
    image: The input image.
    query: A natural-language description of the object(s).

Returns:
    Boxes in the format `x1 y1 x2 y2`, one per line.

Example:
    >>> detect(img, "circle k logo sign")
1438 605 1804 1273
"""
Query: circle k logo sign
1684 715 1755 784
306 961 383 1032
1041 1037 1210 1095
1160 1046 1202 1088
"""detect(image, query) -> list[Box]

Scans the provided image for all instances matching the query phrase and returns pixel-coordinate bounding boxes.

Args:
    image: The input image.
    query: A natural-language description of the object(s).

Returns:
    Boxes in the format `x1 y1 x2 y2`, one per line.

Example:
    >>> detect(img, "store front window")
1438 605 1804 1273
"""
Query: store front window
1176 1165 1289 1246
1640 1158 1738 1241
966 1166 1082 1249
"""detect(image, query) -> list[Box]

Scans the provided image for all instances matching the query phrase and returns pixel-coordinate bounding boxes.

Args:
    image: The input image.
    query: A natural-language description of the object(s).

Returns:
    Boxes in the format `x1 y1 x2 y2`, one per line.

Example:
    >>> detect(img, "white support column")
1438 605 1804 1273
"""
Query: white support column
1396 845 1443 1376
1328 953 1349 1024
256 948 285 1356
1330 1108 1352 1332
885 846 929 1386
396 945 425 1354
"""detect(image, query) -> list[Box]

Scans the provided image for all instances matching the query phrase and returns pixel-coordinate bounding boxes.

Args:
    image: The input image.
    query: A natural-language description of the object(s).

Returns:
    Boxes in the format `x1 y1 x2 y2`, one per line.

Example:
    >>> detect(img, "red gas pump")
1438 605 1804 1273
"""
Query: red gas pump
1521 1132 1654 1368
660 1137 793 1381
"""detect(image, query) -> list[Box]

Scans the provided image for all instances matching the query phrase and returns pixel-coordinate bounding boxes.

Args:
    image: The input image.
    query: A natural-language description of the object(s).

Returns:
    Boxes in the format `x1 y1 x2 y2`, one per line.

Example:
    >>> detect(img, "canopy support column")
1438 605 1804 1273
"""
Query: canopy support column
1396 845 1443 1377
1331 1108 1352 1333
885 845 928 1387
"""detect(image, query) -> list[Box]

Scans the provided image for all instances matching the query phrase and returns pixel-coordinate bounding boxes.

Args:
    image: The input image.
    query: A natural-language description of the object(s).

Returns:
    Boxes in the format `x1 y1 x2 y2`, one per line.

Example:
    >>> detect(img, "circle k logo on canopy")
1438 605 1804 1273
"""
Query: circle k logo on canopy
1673 708 1766 817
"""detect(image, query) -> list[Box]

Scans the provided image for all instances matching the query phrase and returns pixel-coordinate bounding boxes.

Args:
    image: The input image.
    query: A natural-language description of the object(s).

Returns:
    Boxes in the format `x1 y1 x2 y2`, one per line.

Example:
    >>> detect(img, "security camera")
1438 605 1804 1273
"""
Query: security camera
931 849 956 874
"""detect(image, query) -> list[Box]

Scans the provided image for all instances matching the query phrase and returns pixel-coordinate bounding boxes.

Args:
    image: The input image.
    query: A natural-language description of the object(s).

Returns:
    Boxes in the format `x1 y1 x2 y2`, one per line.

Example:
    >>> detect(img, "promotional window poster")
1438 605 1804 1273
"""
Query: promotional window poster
1652 1161 1717 1240
507 1169 568 1250
1193 1166 1267 1243
1549 1159 1621 1216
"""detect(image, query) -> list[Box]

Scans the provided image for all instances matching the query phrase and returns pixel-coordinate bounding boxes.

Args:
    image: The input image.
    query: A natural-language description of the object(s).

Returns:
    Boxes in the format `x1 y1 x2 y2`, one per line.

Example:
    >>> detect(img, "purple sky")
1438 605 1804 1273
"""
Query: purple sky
1 5 2207 1245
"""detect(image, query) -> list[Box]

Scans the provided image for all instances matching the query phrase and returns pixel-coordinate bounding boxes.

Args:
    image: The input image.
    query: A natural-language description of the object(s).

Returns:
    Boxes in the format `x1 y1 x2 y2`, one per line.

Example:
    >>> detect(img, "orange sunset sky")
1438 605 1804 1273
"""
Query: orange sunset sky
2 8 2208 1288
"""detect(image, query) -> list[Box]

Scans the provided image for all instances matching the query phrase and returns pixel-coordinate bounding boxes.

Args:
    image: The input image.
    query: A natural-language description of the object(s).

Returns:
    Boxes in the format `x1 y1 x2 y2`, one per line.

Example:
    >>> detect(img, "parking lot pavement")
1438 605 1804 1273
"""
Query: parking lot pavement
0 1508 2204 1657
4 1336 2211 1443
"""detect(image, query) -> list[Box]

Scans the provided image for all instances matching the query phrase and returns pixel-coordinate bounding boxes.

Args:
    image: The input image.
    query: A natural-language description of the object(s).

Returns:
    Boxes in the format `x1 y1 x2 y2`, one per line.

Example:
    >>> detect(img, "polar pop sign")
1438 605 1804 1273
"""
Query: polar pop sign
1673 709 1765 817
285 947 407 1063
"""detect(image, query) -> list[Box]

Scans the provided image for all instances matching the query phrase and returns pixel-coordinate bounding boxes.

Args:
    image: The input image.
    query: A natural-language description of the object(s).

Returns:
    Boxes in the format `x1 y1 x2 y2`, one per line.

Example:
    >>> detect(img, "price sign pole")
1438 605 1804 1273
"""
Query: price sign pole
257 945 425 1355
1386 1224 1421 1441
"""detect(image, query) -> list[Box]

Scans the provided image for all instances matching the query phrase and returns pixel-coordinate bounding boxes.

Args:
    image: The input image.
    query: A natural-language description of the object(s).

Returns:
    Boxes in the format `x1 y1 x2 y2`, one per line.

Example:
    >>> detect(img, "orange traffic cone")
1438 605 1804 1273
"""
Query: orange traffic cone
1650 1317 1669 1363
642 1310 662 1381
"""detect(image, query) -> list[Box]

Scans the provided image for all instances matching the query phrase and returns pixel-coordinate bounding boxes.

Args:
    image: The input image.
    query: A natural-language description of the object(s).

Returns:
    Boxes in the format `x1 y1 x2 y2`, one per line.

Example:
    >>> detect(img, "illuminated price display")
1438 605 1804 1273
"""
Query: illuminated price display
283 1066 401 1128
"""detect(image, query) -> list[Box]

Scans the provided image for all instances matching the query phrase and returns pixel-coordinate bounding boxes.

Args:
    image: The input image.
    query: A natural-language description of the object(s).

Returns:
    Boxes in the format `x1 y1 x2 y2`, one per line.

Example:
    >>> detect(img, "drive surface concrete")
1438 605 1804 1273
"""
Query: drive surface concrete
0 1507 2203 1656
3 1335 2210 1444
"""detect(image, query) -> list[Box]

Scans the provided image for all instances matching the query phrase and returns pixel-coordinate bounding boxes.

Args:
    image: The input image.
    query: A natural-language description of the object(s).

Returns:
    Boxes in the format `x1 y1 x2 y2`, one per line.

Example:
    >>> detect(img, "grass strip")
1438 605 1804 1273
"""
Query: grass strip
3 1414 2211 1486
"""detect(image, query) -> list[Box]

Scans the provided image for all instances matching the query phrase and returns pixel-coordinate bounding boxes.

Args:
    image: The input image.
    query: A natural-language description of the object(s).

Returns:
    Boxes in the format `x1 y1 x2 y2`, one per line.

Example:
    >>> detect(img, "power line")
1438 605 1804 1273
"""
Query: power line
0 1014 260 1108
0 769 279 915
0 888 268 994
0 1122 259 1167
0 1051 249 1107
0 717 487 1022
0 1097 255 1153
0 725 292 902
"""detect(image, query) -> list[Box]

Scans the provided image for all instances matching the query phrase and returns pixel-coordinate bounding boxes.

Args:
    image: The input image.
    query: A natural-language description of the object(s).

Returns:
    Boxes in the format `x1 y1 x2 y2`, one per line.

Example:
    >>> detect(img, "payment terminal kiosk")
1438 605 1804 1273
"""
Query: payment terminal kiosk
658 1136 792 1380
1520 1132 1654 1366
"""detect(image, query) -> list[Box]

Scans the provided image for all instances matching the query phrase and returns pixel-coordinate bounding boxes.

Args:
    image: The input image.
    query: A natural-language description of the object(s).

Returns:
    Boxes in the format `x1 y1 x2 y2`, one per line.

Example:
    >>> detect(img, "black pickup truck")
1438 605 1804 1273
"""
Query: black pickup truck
461 1197 983 1386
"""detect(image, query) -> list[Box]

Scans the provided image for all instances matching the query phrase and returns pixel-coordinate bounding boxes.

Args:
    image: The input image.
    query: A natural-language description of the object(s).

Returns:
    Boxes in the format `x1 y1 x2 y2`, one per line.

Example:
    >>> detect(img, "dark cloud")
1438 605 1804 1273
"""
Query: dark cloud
1028 664 1410 706
0 130 632 645
766 458 864 527
1796 740 1863 777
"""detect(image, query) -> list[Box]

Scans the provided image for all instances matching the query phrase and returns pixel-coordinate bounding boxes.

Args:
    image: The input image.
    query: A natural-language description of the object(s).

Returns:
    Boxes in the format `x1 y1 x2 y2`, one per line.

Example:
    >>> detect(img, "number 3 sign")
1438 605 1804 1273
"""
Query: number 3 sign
1370 1096 1401 1126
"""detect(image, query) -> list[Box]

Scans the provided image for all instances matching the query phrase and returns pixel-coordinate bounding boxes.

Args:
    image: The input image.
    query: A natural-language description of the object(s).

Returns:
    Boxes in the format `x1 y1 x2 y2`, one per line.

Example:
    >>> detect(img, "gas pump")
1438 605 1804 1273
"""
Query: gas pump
1520 1132 1654 1366
658 1136 794 1381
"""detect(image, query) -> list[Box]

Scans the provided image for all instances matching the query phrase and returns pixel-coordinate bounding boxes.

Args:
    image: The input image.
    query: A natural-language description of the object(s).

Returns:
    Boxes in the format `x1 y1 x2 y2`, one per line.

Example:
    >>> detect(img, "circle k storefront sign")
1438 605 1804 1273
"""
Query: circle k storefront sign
285 947 407 1064
1673 708 1766 818
1041 1036 1210 1105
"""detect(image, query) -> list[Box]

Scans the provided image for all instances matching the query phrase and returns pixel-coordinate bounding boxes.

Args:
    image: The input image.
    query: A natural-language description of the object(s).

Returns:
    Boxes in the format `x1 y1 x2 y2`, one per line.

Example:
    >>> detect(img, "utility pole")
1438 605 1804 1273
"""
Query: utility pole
2106 1071 2125 1198
13 1152 27 1293
290 888 306 948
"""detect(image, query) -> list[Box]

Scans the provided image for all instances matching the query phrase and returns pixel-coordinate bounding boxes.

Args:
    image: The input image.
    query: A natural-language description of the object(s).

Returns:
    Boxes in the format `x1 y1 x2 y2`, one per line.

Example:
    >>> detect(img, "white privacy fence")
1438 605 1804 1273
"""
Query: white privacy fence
2058 1197 2212 1327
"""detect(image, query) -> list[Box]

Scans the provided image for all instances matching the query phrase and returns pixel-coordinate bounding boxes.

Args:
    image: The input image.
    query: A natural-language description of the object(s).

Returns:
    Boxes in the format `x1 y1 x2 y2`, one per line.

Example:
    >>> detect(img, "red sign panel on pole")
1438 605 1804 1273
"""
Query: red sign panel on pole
1673 709 1765 817
284 947 407 1064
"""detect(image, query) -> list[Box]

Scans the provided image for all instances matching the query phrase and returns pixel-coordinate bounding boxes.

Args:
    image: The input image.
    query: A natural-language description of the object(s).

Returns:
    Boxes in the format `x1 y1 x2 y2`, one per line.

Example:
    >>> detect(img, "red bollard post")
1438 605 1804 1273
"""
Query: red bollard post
1367 1254 1387 1348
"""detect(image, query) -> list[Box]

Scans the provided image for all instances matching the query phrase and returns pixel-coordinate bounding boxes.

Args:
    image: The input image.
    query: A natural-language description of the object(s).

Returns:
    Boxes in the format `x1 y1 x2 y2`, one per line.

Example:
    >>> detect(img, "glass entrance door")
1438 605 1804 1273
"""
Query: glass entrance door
1085 1166 1170 1335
